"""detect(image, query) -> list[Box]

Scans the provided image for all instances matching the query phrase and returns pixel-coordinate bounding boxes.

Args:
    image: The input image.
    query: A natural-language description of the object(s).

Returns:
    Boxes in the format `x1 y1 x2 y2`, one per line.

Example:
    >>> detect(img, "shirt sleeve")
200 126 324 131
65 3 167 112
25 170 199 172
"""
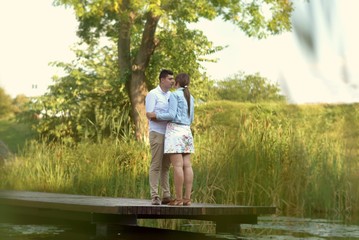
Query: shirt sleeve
145 91 156 112
190 97 195 124
156 93 177 121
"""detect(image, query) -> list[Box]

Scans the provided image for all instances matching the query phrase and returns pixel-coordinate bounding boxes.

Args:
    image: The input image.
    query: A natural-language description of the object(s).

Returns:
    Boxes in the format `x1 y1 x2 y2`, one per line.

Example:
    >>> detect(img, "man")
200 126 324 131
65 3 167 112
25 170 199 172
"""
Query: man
145 69 174 205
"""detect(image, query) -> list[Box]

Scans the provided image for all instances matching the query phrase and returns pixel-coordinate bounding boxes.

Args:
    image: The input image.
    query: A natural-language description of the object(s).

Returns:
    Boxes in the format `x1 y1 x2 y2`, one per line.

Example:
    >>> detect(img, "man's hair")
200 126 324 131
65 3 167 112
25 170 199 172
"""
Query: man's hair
159 69 174 80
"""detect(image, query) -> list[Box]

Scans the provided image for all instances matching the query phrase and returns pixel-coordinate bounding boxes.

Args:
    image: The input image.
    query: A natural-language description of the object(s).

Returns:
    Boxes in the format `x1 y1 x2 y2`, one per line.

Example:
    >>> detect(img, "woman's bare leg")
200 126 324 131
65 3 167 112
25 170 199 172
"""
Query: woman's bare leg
170 153 184 200
183 153 193 200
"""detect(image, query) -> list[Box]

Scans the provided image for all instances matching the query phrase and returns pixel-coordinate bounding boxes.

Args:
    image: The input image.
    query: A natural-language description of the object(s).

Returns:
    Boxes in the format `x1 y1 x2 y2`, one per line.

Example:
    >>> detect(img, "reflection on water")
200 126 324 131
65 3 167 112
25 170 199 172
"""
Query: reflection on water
241 216 359 239
0 223 229 240
0 223 88 240
1 216 359 240
0 223 65 239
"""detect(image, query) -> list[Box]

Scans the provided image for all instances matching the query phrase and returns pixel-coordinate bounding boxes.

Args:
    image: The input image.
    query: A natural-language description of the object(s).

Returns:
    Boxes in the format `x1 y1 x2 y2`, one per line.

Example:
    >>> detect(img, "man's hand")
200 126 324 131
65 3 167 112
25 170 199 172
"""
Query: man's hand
146 112 157 120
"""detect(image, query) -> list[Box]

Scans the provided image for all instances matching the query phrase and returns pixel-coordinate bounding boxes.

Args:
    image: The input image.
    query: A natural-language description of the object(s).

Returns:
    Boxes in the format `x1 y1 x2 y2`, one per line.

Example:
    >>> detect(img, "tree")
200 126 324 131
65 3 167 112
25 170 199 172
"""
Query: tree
0 87 13 119
215 72 286 102
53 0 293 140
12 94 30 115
27 35 218 142
25 42 131 143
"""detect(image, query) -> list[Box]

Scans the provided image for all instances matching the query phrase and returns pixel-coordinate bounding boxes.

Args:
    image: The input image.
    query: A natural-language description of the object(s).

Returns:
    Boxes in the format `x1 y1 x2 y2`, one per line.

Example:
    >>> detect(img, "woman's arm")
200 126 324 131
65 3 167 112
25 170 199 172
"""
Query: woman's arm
156 94 178 121
190 96 195 124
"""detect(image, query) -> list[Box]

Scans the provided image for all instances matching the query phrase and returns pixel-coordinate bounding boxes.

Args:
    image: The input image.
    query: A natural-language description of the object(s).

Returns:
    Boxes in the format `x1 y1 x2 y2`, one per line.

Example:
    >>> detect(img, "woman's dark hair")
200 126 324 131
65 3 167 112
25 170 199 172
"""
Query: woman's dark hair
175 73 191 117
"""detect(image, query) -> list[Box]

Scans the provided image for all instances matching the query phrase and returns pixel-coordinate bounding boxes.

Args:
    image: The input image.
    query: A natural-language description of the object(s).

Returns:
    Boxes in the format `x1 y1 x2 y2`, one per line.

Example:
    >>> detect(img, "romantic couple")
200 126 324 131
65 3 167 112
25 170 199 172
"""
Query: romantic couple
145 69 195 206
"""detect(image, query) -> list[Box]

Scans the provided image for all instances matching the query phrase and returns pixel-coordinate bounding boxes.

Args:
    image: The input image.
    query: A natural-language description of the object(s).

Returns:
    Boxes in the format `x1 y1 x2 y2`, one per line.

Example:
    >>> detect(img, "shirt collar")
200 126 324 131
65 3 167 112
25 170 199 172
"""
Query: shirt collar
156 85 169 94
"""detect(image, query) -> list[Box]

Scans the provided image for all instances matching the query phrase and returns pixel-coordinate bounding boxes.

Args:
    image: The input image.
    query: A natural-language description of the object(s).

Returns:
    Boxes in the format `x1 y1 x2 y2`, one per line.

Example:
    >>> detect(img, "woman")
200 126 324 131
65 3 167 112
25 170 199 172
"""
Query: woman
147 73 195 206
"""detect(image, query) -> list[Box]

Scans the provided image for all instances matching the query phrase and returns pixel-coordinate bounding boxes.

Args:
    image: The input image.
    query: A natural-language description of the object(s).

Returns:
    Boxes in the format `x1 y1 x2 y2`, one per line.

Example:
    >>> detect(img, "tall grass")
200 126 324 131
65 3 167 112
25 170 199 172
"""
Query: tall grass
0 138 151 199
1 101 358 222
192 101 359 218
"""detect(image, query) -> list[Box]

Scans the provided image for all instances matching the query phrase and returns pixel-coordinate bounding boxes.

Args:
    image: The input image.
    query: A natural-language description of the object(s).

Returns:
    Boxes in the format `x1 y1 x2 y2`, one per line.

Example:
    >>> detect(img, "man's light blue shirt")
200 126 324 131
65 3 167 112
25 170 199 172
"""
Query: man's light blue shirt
156 87 194 125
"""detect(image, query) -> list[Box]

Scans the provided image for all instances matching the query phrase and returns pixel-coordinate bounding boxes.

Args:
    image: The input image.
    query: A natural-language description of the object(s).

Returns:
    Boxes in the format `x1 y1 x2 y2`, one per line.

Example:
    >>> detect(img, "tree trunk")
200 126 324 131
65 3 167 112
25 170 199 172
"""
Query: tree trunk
129 71 148 141
117 1 139 138
128 12 161 141
117 0 132 79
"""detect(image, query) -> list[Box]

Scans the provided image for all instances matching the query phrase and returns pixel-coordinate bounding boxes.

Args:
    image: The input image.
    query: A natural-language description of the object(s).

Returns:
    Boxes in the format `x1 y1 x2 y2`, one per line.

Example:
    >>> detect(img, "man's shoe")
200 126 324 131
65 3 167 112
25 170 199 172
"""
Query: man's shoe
151 197 161 205
161 197 173 205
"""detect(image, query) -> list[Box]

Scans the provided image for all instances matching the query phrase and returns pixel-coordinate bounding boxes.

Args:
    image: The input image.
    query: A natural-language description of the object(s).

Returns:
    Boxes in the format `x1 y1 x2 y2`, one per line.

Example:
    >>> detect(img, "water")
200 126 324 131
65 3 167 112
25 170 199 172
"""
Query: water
241 216 359 239
1 216 359 240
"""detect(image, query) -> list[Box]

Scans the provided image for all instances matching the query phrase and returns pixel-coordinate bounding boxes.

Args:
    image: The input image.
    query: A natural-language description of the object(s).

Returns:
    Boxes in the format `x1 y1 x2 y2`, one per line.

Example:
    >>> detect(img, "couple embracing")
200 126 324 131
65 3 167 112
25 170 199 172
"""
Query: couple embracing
145 69 195 206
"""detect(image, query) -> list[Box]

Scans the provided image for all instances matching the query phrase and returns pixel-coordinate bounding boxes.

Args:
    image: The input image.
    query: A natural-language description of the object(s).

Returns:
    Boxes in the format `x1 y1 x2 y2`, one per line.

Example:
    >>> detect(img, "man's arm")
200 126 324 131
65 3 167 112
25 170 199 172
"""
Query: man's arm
145 92 156 120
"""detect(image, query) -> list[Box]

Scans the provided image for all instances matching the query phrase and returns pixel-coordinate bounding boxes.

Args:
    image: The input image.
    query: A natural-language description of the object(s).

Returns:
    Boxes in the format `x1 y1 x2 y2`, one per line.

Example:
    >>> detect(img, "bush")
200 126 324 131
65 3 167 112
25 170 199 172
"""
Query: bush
214 72 286 103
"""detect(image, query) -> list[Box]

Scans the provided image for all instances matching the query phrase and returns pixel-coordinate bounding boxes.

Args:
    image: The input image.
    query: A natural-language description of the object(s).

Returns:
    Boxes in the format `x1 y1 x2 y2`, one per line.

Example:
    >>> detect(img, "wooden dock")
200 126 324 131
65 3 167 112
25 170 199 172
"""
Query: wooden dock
0 190 276 236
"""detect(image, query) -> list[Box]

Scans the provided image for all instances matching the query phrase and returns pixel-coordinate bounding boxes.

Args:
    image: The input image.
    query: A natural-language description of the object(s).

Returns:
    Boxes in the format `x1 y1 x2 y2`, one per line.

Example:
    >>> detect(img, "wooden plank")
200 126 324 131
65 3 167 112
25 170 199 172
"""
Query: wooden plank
0 190 275 217
0 190 277 236
0 190 275 231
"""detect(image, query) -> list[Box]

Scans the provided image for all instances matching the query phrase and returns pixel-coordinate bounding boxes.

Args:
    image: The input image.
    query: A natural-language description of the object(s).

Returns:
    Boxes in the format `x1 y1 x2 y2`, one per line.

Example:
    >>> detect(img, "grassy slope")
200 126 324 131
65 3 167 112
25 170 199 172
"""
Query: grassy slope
1 101 358 152
195 101 359 147
0 119 34 153
1 101 358 153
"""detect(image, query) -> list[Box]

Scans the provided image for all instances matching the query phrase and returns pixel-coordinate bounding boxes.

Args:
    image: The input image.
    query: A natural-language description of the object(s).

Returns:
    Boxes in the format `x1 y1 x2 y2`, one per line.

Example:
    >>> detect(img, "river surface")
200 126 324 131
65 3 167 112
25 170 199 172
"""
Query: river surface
1 216 359 239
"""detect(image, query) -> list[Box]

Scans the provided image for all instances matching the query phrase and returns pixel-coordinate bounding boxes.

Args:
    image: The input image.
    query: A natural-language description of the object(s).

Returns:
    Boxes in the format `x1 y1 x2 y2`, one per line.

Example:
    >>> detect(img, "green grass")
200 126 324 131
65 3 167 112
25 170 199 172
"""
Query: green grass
0 119 34 153
192 101 359 216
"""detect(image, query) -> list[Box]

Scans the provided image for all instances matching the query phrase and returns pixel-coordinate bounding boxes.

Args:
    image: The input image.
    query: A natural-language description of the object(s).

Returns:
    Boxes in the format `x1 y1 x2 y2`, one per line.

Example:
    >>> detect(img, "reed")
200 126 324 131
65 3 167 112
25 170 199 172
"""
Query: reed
0 138 151 199
1 101 358 224
192 101 359 217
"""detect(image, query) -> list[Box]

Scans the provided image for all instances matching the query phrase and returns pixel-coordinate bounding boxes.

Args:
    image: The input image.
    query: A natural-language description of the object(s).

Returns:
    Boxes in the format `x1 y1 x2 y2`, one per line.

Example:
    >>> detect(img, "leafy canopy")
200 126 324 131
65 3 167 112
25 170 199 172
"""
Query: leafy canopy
54 0 292 41
38 0 294 142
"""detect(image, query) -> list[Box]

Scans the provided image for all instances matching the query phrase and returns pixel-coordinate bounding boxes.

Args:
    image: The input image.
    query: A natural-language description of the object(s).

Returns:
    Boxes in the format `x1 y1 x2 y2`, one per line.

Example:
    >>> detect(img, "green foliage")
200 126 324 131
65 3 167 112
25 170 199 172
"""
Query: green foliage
12 94 30 115
52 0 293 83
22 42 133 143
52 0 294 138
54 0 293 40
215 72 286 102
0 119 34 153
22 32 218 142
146 25 220 100
0 89 30 120
0 87 14 119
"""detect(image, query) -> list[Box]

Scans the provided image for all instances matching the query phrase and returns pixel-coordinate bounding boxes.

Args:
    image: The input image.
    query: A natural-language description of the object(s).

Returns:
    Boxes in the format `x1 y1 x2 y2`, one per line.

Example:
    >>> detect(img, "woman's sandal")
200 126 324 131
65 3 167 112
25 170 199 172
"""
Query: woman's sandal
168 199 183 206
183 198 191 206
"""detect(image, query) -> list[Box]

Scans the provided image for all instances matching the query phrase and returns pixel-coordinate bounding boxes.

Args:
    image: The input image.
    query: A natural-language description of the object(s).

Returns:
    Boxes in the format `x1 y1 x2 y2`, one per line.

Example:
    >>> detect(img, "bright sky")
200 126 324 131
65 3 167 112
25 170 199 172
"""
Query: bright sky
1 0 358 104
0 0 78 98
